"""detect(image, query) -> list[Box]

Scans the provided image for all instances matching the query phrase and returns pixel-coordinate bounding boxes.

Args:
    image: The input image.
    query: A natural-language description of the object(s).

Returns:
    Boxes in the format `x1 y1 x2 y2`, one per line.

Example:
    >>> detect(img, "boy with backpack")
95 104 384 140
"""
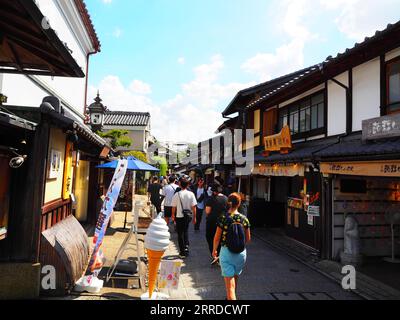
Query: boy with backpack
212 193 251 301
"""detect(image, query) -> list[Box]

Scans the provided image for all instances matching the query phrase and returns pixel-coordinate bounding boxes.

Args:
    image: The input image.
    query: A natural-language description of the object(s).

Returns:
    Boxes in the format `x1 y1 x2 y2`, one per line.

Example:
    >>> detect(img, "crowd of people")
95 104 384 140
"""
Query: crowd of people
147 174 251 300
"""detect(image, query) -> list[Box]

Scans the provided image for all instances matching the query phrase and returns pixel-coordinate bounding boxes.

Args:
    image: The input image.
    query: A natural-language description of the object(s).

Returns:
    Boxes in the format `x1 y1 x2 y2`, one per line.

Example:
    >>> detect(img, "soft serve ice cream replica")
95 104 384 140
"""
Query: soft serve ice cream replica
141 215 170 299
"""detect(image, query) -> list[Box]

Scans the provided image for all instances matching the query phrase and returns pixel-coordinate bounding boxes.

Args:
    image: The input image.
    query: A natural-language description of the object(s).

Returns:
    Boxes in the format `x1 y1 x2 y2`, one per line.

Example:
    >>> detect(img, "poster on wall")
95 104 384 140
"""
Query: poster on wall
49 149 62 179
307 206 320 217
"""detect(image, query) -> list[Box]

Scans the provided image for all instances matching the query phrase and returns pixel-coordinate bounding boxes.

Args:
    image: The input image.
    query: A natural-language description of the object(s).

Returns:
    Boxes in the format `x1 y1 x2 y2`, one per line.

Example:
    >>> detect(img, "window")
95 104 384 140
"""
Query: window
387 58 400 114
278 92 325 137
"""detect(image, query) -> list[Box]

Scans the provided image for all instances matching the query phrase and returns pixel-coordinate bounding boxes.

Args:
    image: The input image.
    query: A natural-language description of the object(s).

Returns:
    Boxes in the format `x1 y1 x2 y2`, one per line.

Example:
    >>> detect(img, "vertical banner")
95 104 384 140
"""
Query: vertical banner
62 141 74 200
87 159 128 274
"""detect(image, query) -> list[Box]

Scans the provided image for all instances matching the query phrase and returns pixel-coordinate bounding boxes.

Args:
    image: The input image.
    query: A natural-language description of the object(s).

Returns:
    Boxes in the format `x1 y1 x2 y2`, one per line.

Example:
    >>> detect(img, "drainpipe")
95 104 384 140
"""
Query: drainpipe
84 51 97 121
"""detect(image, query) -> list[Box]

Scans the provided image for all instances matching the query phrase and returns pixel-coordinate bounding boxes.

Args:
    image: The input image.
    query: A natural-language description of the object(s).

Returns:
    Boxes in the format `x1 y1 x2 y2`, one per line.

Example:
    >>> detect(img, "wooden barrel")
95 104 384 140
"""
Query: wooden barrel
40 215 89 296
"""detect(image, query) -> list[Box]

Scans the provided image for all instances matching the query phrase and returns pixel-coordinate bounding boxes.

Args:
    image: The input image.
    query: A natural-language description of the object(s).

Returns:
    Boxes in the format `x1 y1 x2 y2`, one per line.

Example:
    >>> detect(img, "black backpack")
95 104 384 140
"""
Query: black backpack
225 213 246 254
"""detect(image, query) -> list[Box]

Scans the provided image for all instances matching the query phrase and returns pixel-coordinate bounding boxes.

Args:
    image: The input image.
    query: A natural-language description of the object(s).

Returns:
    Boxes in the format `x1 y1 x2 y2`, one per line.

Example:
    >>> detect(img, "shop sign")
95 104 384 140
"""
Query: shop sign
307 206 320 217
362 114 400 141
263 125 293 156
321 161 400 177
253 163 304 177
288 197 303 209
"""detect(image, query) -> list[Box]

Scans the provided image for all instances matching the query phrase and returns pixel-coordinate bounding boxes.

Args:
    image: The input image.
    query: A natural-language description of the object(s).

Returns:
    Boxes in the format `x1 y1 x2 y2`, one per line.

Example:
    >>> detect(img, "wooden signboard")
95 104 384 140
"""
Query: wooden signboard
263 125 292 156
362 114 400 141
321 161 400 177
253 163 305 177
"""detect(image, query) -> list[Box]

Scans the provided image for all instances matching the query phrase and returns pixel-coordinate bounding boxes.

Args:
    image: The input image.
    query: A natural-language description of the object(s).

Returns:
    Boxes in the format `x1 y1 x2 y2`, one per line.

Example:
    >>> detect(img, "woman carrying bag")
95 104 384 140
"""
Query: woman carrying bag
212 193 251 300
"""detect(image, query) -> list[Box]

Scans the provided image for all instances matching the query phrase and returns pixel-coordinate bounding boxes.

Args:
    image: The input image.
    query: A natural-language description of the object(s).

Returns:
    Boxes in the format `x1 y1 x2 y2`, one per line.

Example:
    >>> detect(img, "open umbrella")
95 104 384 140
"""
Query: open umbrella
97 156 160 230
97 156 160 172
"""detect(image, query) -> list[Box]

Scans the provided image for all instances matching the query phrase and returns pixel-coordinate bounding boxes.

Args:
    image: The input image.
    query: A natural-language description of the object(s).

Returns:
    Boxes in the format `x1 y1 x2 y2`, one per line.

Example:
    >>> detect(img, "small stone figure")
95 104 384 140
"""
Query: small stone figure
341 214 363 266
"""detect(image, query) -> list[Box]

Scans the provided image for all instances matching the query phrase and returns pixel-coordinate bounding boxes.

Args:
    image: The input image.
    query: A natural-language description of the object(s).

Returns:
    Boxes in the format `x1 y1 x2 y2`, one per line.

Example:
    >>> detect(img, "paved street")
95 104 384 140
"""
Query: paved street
164 218 361 300
65 200 360 301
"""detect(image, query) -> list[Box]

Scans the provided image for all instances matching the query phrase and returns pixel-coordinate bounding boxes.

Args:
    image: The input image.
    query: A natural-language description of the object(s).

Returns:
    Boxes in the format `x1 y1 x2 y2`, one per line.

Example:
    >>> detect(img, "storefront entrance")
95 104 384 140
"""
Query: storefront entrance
285 172 321 250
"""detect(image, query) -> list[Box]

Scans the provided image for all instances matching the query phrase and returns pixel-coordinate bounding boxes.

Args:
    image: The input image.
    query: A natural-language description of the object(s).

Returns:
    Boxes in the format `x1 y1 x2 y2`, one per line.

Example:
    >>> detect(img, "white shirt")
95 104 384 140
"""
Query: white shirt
162 183 179 207
196 187 205 209
171 189 197 218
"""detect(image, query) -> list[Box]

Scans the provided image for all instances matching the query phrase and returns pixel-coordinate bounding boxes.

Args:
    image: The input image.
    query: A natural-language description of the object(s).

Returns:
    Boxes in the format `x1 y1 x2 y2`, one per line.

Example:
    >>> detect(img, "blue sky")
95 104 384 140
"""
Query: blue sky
86 0 400 143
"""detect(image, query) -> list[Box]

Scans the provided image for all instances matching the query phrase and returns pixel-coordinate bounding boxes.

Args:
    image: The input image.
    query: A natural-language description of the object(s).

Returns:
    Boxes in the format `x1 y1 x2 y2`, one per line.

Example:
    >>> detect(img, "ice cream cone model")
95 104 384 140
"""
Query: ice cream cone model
143 215 170 299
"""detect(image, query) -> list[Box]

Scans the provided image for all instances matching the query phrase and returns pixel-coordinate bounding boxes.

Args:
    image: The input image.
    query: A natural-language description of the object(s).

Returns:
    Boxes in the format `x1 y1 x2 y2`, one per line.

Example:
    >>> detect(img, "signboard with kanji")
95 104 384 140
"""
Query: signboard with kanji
264 125 293 156
362 114 400 141
321 161 400 177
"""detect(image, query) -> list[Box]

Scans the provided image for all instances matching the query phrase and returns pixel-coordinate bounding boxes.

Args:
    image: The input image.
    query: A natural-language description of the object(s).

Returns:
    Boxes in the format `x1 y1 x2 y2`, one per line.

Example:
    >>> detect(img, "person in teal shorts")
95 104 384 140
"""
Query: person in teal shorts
212 193 251 300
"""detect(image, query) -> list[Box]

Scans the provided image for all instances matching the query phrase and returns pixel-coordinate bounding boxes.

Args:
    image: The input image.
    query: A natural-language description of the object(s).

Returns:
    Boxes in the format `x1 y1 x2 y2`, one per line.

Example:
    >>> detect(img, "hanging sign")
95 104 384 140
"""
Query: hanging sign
321 161 400 177
307 206 320 217
263 125 293 156
87 159 128 273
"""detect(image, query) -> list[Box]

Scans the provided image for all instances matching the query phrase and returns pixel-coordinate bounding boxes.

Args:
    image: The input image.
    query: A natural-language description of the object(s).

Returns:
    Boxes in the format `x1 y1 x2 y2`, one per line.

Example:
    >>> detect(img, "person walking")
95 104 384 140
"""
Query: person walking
205 184 228 264
213 193 251 300
147 176 163 214
193 178 206 231
171 178 197 258
162 175 179 225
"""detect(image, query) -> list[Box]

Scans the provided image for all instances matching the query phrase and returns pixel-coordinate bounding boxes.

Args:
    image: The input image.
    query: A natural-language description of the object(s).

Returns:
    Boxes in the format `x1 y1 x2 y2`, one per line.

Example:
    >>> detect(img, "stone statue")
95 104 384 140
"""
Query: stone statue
341 214 363 266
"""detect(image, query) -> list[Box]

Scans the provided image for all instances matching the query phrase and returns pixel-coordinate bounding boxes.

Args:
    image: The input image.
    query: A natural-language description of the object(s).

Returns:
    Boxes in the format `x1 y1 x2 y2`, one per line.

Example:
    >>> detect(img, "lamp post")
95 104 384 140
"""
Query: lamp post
88 92 106 132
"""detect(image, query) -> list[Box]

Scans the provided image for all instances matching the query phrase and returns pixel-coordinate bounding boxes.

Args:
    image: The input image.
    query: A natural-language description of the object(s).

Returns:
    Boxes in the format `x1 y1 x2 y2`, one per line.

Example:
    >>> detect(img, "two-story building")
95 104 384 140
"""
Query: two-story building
103 110 152 154
221 21 400 267
0 0 107 299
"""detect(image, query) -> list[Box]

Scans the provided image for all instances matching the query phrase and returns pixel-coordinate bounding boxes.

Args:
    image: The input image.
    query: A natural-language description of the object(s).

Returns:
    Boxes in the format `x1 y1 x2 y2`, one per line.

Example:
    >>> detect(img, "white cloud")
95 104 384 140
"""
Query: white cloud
129 80 152 95
320 0 400 41
113 27 122 38
241 0 315 81
241 40 305 82
102 0 112 4
89 56 255 143
177 57 186 65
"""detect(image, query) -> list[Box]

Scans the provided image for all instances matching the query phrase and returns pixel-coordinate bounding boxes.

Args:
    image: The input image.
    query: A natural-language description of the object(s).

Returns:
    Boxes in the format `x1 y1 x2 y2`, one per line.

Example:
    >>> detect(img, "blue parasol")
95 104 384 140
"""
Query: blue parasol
97 156 159 172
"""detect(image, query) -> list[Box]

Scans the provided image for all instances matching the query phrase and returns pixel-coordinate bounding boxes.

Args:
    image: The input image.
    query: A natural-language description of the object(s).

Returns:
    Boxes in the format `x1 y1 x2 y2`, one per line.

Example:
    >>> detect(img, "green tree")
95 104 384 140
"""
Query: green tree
123 150 148 163
97 129 132 149
152 156 168 177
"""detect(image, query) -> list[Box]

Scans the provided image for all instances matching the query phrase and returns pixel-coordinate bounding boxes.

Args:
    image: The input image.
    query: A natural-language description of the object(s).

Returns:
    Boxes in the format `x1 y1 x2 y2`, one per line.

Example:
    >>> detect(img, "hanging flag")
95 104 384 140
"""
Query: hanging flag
87 159 128 274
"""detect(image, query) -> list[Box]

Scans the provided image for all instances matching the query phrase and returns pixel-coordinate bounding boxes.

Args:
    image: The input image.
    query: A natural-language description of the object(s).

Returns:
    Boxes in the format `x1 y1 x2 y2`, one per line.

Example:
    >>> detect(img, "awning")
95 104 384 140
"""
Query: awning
0 0 84 77
321 161 400 178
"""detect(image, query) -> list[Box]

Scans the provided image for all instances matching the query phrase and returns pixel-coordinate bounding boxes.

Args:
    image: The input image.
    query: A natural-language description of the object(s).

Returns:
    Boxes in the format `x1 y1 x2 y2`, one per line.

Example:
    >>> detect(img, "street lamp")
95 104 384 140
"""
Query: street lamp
88 92 106 132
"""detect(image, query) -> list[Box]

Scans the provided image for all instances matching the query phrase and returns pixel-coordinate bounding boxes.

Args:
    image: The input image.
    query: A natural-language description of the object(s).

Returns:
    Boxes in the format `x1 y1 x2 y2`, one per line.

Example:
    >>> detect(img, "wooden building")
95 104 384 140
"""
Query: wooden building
0 0 106 299
221 21 400 264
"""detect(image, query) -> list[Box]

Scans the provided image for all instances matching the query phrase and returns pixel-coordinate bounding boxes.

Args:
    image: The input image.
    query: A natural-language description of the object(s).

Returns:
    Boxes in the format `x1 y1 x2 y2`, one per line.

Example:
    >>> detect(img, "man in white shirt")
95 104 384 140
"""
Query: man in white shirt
162 176 179 225
171 178 197 258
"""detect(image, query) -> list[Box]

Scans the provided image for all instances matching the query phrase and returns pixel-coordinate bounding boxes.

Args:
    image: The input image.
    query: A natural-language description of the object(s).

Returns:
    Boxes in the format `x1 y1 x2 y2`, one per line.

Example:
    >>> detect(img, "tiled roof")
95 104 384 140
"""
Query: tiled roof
104 111 150 127
74 0 101 52
314 134 400 160
255 136 338 164
247 19 400 110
